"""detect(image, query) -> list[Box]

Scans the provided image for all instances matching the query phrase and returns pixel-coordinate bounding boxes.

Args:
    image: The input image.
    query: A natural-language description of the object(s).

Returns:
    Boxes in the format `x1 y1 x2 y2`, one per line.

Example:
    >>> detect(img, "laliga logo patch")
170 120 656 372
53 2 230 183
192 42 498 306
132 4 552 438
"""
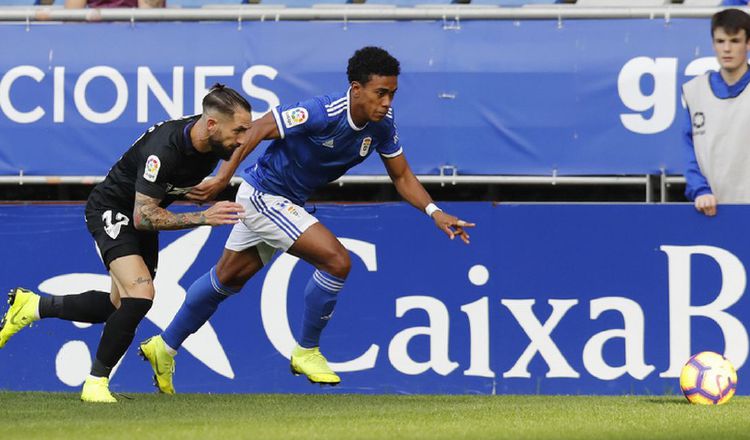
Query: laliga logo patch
282 107 308 129
359 137 372 157
143 155 161 182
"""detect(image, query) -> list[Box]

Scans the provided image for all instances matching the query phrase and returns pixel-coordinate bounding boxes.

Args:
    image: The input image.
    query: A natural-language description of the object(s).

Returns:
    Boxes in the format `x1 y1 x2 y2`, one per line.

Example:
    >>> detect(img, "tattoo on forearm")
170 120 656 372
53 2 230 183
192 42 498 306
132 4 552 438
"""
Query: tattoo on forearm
134 192 206 231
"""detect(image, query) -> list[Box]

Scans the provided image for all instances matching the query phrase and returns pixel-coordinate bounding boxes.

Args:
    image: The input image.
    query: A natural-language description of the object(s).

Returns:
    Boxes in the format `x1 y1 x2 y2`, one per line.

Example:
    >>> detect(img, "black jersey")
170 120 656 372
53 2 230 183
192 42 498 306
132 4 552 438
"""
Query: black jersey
87 116 221 213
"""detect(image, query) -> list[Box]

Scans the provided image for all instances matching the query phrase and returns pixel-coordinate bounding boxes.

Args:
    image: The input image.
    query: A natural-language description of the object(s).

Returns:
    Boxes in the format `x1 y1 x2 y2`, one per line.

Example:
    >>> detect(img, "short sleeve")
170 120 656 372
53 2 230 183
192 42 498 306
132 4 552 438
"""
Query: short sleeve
134 146 176 200
377 109 403 158
272 98 328 139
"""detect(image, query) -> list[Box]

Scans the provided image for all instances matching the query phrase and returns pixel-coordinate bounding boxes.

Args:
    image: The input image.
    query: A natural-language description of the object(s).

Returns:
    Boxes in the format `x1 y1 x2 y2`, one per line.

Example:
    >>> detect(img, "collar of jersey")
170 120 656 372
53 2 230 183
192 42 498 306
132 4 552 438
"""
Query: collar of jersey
709 65 750 99
182 118 200 155
346 88 368 132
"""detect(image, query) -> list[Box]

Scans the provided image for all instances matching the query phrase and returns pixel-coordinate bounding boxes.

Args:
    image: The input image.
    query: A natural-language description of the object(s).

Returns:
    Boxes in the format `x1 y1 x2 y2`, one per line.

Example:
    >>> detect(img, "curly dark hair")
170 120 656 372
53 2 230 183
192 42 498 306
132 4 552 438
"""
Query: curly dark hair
712 9 750 41
347 47 401 85
202 83 252 116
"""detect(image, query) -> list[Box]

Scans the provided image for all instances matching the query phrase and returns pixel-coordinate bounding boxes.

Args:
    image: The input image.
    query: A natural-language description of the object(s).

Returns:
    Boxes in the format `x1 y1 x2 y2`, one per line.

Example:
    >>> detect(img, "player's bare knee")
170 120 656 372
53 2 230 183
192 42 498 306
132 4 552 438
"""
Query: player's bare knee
216 259 258 291
322 250 351 279
216 249 264 289
124 276 155 299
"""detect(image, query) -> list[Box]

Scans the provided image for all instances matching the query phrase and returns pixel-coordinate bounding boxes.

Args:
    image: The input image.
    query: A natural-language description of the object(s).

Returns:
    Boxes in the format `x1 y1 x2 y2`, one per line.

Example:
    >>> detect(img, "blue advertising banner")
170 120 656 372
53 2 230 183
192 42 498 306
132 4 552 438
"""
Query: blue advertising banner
0 18 720 176
0 202 747 395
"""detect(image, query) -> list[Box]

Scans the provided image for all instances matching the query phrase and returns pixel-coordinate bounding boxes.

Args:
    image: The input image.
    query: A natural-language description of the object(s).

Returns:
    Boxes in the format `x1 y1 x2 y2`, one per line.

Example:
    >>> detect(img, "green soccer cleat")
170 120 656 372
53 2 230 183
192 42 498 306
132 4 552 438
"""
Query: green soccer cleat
290 345 341 386
139 335 176 395
0 287 40 348
80 376 117 403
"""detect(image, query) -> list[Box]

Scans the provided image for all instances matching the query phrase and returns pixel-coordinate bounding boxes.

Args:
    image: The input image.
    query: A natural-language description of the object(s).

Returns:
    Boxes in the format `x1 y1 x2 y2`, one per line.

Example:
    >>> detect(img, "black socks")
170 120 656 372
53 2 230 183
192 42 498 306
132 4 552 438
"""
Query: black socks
38 290 116 323
90 298 153 378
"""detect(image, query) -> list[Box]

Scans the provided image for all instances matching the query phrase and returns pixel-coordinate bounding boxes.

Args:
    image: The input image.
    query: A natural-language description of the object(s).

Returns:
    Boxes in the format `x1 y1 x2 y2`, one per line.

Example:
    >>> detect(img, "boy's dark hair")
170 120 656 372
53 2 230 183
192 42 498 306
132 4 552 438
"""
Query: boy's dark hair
202 83 252 115
712 9 750 40
347 47 401 85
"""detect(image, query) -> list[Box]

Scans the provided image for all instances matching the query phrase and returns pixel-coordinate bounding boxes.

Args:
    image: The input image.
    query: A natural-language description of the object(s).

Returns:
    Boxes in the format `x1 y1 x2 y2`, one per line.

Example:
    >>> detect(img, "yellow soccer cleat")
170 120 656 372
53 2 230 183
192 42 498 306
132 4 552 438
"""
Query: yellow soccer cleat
80 376 117 403
290 345 341 386
0 287 40 348
139 335 176 395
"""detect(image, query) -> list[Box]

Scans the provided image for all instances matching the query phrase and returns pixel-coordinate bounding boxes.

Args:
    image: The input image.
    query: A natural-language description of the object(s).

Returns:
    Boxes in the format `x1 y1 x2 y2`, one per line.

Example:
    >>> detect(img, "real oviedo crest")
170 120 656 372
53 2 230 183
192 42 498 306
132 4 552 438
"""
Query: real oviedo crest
359 137 372 157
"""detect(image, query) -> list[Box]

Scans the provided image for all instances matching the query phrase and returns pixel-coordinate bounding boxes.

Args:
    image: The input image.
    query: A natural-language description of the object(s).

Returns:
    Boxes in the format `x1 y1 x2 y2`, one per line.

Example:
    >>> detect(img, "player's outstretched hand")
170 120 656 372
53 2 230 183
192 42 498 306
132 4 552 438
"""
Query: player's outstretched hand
187 177 230 204
695 194 717 217
432 211 475 244
203 201 245 226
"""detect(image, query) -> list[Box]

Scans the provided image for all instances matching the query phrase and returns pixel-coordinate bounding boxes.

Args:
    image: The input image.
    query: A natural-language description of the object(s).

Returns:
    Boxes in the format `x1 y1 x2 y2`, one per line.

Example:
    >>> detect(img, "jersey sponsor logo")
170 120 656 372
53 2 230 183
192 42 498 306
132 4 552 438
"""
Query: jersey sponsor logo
144 155 161 182
102 210 130 240
322 139 335 148
359 137 372 157
281 107 308 129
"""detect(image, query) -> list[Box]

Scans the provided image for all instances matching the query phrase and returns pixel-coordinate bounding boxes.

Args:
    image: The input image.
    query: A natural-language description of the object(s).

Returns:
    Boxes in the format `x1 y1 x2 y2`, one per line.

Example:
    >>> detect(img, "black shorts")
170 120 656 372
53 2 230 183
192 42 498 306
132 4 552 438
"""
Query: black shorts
84 205 159 279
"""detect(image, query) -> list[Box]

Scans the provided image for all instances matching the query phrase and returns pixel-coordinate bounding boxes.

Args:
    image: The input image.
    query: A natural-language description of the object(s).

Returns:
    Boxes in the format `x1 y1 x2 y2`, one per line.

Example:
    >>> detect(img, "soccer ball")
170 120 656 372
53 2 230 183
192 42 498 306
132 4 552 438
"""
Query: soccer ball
679 351 737 405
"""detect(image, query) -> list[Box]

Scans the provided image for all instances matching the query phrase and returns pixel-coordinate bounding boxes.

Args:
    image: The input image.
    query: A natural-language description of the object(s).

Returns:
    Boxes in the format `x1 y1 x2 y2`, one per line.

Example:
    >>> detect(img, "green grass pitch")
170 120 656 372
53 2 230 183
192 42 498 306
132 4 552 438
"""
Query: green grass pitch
1 393 749 439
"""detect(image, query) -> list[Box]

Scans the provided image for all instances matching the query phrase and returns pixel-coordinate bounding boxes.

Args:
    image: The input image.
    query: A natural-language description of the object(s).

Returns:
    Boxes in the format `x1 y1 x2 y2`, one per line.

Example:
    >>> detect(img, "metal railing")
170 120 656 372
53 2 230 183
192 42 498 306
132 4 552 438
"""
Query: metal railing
0 4 702 202
0 173 658 201
0 6 731 23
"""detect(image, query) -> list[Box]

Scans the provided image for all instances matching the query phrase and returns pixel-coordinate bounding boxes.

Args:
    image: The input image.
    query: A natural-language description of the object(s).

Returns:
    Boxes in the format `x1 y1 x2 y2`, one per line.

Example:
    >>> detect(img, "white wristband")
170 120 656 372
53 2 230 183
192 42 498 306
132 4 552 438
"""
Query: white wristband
425 203 442 218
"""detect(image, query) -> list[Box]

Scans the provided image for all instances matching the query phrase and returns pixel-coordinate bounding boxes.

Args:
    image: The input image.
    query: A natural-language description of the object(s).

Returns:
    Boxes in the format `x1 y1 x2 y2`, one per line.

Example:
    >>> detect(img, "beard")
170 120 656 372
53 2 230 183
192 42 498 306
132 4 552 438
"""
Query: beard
208 136 234 160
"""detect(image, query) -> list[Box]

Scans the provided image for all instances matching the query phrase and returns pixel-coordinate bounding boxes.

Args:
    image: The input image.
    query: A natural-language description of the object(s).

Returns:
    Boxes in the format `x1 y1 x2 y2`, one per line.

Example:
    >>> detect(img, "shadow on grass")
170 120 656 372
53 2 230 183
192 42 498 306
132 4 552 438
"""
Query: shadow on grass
644 398 690 406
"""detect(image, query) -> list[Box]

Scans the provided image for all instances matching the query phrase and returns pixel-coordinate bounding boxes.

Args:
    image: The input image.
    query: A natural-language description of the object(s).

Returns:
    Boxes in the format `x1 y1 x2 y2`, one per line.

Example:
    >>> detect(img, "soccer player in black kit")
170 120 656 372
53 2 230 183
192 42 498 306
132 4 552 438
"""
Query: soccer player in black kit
0 84 249 403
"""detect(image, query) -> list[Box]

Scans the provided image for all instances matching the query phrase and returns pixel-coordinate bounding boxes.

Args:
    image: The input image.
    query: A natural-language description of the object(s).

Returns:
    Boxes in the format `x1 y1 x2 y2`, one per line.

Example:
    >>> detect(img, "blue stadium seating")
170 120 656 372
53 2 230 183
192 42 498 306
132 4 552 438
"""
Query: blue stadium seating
362 0 455 6
468 0 560 5
261 0 351 5
0 0 41 4
1 0 721 8
573 0 669 5
167 0 245 6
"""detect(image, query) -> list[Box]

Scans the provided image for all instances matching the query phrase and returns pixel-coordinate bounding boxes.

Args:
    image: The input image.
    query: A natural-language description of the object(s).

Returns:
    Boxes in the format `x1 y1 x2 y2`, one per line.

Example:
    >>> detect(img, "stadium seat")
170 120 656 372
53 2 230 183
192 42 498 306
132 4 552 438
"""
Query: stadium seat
261 0 358 5
573 0 670 5
312 3 395 7
364 0 457 5
363 0 455 5
168 0 246 6
680 0 722 5
470 0 559 5
0 0 40 4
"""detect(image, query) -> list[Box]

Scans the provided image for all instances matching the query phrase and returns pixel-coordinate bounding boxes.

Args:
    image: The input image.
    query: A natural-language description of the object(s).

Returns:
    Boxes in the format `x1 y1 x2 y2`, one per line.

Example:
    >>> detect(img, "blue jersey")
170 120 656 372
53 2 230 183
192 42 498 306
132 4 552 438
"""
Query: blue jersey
242 90 403 205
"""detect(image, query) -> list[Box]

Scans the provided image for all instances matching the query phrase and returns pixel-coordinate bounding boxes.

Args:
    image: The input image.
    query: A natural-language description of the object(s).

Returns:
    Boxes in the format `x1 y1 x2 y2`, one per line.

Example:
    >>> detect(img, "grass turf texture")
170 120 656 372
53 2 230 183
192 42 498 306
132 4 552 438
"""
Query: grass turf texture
1 393 749 439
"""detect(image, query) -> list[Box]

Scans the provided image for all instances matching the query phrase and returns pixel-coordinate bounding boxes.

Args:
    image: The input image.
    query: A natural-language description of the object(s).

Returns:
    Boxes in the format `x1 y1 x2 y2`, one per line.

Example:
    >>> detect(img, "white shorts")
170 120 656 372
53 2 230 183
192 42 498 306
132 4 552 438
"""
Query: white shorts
224 180 319 264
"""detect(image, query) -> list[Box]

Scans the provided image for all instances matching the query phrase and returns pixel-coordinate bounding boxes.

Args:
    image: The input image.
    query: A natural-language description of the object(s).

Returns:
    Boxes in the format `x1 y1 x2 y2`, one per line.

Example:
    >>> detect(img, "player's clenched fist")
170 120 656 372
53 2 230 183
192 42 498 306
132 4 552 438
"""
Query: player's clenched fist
694 194 717 217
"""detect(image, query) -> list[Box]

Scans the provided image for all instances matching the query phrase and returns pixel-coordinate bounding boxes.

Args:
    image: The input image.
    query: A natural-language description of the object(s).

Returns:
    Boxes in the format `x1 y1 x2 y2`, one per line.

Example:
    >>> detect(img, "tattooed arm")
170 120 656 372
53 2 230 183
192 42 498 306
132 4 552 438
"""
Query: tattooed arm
133 192 245 231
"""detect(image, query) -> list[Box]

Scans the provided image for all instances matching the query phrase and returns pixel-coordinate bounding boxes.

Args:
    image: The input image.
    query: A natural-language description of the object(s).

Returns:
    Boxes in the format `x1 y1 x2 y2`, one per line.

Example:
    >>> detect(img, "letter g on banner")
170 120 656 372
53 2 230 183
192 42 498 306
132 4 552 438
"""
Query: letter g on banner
618 57 677 134
260 238 380 372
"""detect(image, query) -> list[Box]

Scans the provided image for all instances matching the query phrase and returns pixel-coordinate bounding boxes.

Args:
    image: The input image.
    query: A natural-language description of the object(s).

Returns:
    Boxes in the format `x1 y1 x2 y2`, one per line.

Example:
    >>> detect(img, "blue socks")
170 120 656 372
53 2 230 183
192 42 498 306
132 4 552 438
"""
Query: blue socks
299 270 345 348
162 267 238 351
162 267 344 351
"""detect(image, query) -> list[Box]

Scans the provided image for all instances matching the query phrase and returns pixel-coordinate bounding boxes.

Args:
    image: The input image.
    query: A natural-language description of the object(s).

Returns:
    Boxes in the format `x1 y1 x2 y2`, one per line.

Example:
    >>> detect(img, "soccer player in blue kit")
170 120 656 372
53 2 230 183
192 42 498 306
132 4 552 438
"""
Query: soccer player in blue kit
139 47 475 392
